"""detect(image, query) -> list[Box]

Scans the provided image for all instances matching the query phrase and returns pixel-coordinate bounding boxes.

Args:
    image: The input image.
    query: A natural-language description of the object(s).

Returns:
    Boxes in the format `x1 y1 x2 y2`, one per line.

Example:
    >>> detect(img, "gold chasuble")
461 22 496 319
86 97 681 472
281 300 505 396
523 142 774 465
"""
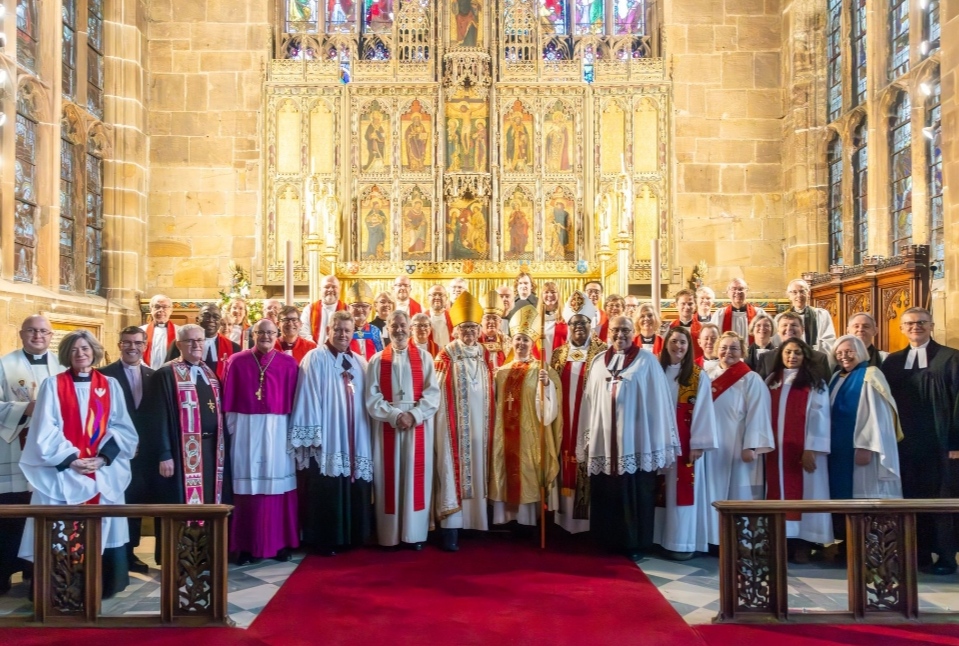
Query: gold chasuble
489 360 562 506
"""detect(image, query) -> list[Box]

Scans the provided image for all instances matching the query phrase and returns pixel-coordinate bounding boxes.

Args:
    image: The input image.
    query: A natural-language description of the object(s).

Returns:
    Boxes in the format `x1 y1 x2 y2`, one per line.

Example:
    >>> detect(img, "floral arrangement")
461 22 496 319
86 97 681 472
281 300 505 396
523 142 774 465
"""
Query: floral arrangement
219 262 263 323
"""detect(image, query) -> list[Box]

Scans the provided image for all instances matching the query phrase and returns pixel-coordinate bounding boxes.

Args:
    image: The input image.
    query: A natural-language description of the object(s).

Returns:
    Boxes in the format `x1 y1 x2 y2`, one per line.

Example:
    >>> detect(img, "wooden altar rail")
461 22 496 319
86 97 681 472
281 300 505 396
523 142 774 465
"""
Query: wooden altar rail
714 499 959 624
0 504 232 628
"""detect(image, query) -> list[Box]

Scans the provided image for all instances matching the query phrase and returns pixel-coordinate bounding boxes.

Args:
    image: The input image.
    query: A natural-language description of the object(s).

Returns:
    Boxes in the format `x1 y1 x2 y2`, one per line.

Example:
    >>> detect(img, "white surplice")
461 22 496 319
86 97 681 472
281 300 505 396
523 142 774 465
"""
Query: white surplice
298 301 338 345
226 413 297 495
365 345 441 546
578 351 680 476
140 323 177 369
711 308 760 341
0 350 64 494
654 364 719 553
429 313 451 348
828 367 902 499
434 341 492 531
289 347 373 481
704 363 774 545
769 369 833 544
19 375 138 559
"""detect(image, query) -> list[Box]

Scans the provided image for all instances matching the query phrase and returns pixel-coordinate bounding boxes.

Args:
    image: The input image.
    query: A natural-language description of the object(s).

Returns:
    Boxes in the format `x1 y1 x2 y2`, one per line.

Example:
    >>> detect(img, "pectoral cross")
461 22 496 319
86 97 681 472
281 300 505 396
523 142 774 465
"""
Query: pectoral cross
606 376 621 394
506 393 516 411
207 400 216 413
397 388 406 401
256 387 262 401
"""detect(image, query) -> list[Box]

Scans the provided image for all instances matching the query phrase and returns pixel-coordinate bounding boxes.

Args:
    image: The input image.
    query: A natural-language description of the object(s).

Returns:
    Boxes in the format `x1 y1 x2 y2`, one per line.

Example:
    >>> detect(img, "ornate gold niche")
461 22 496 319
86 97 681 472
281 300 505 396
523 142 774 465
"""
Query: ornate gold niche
263 1 672 297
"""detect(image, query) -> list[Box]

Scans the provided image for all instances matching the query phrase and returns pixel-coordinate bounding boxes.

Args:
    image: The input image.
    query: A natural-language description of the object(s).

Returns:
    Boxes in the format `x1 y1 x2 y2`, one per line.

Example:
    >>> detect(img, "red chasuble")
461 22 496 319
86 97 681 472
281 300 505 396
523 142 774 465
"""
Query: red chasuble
673 366 701 507
144 321 176 367
309 300 348 343
378 345 426 514
766 382 810 521
499 362 531 504
719 304 759 344
670 319 703 359
57 371 111 504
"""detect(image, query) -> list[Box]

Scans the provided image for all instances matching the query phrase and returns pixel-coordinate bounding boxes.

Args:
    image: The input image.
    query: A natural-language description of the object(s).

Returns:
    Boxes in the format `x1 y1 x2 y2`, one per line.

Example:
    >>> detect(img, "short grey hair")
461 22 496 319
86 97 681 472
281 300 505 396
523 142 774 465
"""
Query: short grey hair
177 324 204 341
58 330 105 368
695 286 715 299
833 334 870 364
388 310 411 326
149 294 172 308
411 313 430 326
847 312 877 328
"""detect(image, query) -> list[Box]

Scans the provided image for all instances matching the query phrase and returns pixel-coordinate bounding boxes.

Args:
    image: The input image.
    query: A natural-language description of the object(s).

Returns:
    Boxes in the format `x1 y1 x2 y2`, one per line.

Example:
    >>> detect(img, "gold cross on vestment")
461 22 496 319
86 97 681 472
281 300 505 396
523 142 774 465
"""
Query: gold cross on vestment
207 400 216 413
506 393 516 411
397 388 406 400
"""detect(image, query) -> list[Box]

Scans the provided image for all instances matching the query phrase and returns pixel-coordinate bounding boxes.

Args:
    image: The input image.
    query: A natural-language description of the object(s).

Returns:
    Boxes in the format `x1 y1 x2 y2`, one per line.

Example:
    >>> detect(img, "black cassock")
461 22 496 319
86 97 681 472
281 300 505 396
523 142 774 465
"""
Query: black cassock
882 340 959 568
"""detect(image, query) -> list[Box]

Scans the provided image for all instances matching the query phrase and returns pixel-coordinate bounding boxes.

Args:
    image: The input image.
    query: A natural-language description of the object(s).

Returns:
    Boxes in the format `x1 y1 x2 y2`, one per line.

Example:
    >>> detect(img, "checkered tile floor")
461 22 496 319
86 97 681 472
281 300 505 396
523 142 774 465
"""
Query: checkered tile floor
637 551 959 625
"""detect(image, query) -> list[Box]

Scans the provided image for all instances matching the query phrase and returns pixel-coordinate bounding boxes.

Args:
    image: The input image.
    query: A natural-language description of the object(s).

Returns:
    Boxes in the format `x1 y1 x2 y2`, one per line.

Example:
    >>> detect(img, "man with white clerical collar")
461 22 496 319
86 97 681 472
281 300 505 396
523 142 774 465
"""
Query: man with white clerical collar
348 279 384 361
99 326 155 575
597 294 625 343
777 278 837 354
669 289 703 360
275 305 317 364
695 287 715 323
365 310 441 550
300 275 347 345
290 311 373 556
223 319 300 565
712 278 762 342
0 315 65 595
370 291 395 346
448 277 467 303
847 312 886 368
882 307 959 575
167 303 241 382
481 290 510 371
433 291 495 552
489 306 561 534
584 280 606 330
506 271 538 320
579 315 680 562
550 291 607 534
392 275 422 315
141 294 178 368
427 284 453 348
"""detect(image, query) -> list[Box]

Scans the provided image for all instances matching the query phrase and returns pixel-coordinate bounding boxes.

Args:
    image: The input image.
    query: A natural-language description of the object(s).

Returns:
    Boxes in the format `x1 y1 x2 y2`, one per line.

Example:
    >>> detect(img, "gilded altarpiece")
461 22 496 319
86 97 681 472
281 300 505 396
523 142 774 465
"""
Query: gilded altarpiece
264 1 672 292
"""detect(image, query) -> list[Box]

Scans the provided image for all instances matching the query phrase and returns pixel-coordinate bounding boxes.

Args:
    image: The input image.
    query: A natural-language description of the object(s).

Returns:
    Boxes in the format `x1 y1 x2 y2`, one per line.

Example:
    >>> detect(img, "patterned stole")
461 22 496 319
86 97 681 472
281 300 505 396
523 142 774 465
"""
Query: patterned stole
172 361 224 505
379 345 425 515
767 382 810 521
674 366 701 506
501 362 531 504
57 371 111 504
144 321 176 367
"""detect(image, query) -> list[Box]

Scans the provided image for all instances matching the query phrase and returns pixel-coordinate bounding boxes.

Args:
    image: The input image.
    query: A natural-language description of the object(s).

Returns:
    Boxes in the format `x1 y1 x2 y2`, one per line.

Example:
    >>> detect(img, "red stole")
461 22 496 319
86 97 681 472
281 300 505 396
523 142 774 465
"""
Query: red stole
402 299 422 316
144 321 176 367
710 361 751 401
674 366 701 506
213 334 235 382
275 337 317 365
379 345 425 515
670 319 703 359
172 360 225 505
635 334 664 355
720 304 759 344
532 321 567 361
500 363 531 504
766 382 810 521
57 371 111 504
310 300 347 342
559 355 587 492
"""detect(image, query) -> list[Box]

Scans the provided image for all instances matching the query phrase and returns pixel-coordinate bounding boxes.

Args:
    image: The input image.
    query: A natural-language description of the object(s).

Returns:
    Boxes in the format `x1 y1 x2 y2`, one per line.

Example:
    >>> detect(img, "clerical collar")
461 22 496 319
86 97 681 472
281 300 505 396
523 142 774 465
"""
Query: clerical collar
281 340 296 350
731 306 748 313
697 315 711 322
792 307 807 314
677 319 692 327
641 336 655 344
23 350 48 365
71 371 92 383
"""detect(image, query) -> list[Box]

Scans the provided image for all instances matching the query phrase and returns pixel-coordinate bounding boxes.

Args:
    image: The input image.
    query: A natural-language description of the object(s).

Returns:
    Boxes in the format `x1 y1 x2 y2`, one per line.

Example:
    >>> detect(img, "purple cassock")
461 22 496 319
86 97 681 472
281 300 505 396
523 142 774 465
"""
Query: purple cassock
222 348 301 559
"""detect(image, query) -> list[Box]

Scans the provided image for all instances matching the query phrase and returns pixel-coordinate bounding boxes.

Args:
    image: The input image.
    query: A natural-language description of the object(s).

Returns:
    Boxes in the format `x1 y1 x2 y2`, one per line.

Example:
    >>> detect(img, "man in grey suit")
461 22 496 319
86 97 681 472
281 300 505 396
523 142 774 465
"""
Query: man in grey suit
99 326 155 574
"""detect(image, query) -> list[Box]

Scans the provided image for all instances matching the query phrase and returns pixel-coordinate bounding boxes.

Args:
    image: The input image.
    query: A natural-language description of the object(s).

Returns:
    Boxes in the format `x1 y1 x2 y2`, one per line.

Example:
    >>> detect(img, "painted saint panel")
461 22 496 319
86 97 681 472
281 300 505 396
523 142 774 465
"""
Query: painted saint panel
633 98 658 173
574 0 603 35
401 186 432 260
545 186 575 260
600 101 626 174
503 188 534 260
502 101 534 173
445 92 488 172
613 0 645 35
450 0 483 47
540 0 567 35
327 0 357 32
360 186 391 259
360 101 391 173
446 197 489 259
543 102 573 173
276 100 302 174
364 0 394 32
401 100 432 172
310 101 336 174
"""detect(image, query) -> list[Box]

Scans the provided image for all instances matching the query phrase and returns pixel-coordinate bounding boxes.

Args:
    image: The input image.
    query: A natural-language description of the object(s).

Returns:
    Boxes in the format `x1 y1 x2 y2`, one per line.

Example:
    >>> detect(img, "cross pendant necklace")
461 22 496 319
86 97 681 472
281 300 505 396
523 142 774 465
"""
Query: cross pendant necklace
254 350 278 401
207 400 216 412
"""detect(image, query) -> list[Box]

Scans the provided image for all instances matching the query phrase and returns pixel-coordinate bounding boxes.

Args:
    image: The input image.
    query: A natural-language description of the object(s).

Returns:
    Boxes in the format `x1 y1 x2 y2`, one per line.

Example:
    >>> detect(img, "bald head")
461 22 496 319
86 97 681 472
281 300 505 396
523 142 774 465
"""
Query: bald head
20 315 53 355
609 315 634 351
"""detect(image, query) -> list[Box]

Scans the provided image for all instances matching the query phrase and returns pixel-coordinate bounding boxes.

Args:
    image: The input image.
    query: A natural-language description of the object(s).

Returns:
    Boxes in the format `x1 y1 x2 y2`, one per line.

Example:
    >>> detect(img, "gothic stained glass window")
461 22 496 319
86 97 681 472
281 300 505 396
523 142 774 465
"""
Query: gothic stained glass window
582 44 595 83
927 79 943 278
17 0 39 73
614 0 645 35
327 0 357 33
852 0 866 106
504 1 536 62
363 0 393 33
890 93 912 255
925 0 940 57
574 0 603 35
852 122 868 264
889 0 909 80
86 150 104 294
287 0 319 33
827 135 843 266
63 0 77 99
14 113 38 283
541 0 567 35
826 0 842 122
60 138 76 290
87 0 104 119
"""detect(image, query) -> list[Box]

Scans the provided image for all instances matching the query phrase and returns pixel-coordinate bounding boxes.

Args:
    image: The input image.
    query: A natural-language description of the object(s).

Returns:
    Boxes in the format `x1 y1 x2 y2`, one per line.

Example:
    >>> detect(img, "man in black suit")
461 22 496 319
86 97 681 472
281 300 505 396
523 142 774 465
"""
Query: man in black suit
99 326 155 575
759 311 831 383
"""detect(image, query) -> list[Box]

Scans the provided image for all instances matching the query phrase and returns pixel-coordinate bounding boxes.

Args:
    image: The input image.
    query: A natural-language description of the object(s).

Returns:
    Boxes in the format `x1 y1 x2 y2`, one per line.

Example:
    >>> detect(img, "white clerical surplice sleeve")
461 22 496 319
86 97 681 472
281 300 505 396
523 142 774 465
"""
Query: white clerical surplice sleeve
742 374 774 453
804 388 831 454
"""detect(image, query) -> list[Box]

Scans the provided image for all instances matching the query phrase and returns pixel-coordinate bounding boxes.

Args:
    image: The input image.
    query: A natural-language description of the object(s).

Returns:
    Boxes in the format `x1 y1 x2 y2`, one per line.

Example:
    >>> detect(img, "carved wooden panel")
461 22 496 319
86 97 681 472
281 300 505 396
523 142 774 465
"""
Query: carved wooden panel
174 521 213 615
862 514 904 612
734 515 774 612
882 284 912 353
49 520 87 615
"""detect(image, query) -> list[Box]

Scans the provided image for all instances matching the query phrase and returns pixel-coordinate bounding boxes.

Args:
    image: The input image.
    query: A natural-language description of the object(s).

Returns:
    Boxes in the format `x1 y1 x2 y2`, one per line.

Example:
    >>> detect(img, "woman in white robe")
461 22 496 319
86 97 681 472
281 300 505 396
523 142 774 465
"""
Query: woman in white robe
19 331 138 598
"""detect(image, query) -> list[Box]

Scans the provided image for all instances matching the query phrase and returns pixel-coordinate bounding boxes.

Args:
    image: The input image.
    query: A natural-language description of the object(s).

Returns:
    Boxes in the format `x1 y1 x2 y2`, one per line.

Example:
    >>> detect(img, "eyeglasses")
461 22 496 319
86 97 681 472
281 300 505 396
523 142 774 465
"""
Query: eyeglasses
902 320 931 328
152 305 172 311
412 323 431 329
23 328 52 337
610 327 632 333
279 317 300 324
120 341 146 348
254 331 278 337
787 290 808 295
183 339 205 346
728 288 747 293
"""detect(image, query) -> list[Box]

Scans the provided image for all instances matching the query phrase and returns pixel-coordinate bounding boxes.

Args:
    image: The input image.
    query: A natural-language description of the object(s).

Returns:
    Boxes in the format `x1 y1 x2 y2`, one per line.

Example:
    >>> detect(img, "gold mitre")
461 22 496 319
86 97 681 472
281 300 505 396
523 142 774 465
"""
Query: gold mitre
346 279 374 305
562 290 597 324
449 290 484 326
482 290 503 316
509 305 541 341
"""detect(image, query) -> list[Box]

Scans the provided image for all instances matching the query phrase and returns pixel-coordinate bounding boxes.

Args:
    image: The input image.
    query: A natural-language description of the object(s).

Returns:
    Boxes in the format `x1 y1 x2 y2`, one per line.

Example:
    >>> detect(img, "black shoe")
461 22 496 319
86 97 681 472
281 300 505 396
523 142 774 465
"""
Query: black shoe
441 529 459 552
625 550 645 562
0 577 11 596
129 556 150 575
274 548 293 562
921 562 958 576
235 552 255 566
411 542 424 551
